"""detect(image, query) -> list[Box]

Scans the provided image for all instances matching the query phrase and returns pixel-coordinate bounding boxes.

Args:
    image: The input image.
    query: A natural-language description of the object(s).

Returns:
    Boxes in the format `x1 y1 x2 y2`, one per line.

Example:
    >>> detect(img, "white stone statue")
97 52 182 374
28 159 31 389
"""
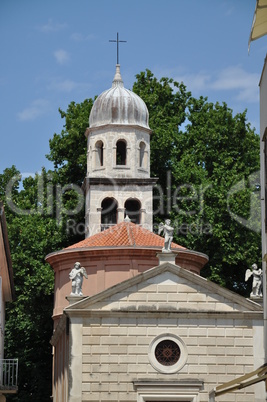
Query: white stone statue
158 219 174 253
245 263 263 298
69 262 88 296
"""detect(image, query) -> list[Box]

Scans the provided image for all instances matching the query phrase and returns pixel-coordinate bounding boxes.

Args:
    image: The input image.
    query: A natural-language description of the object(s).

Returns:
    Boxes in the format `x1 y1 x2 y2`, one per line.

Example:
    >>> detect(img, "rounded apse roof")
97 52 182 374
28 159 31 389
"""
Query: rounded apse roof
89 65 150 130
64 221 185 250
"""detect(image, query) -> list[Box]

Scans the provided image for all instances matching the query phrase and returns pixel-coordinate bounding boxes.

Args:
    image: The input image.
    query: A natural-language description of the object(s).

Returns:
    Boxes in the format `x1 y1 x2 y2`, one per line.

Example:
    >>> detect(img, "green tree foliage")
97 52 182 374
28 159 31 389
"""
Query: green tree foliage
1 168 67 401
133 71 260 293
173 98 260 293
47 99 94 186
132 70 191 186
46 99 94 246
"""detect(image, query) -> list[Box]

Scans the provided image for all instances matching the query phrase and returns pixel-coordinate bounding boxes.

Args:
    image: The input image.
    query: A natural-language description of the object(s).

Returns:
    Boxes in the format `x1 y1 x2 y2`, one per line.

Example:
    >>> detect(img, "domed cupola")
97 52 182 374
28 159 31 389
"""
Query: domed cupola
89 65 150 130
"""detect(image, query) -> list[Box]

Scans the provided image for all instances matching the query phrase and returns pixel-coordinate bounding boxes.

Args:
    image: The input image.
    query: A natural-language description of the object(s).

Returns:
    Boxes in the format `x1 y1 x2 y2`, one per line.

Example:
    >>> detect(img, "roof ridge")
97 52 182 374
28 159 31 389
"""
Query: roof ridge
127 222 136 247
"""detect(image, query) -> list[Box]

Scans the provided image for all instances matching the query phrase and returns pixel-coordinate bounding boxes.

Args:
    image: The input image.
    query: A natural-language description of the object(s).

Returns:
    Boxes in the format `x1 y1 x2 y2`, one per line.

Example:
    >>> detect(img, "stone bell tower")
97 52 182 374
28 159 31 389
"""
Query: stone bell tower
84 65 157 237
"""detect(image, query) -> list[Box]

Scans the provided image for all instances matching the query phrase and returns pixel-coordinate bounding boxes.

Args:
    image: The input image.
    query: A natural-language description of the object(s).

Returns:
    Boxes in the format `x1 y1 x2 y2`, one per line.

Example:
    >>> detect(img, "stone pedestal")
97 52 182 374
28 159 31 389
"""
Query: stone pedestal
249 295 263 307
66 295 85 306
156 251 177 265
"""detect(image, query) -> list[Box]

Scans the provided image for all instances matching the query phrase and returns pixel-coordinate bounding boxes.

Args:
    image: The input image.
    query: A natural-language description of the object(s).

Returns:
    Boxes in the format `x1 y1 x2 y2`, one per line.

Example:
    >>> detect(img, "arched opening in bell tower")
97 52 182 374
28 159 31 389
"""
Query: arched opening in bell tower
101 198 118 231
116 140 127 165
124 199 141 224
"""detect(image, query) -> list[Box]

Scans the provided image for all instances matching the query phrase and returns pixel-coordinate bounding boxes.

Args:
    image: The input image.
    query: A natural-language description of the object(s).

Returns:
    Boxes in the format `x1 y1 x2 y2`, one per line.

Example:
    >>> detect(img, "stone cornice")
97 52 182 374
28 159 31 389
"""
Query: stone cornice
85 124 153 136
84 177 158 186
133 379 204 391
64 308 263 320
63 263 262 312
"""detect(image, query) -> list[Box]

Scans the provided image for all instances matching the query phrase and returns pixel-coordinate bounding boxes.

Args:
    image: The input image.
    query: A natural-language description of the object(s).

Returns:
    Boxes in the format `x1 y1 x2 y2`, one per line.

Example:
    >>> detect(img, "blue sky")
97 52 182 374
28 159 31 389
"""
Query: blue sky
0 0 266 177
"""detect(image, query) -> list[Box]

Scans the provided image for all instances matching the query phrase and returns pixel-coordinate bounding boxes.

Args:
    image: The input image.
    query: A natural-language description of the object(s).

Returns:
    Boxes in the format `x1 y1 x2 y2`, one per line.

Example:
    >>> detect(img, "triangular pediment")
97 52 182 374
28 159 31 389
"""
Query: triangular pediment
65 263 262 314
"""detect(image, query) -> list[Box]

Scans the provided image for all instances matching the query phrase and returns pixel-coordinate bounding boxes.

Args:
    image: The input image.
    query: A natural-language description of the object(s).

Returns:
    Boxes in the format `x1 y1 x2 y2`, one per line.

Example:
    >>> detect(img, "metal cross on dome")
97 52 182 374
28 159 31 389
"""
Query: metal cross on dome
109 32 127 65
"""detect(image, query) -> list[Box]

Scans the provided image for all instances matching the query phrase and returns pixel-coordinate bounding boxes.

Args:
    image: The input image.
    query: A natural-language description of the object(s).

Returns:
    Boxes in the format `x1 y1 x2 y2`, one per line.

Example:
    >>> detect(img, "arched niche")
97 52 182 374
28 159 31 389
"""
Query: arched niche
95 140 104 168
139 141 147 169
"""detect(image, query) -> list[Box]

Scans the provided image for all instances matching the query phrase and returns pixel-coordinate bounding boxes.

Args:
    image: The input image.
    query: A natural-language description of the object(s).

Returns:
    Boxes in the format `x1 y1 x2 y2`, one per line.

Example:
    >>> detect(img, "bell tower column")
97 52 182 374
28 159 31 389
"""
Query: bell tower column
117 208 126 224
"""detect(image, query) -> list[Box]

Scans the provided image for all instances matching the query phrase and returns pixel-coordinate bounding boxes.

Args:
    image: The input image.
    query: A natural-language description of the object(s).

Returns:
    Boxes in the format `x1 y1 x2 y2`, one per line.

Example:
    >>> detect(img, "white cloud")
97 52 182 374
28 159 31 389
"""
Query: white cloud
54 49 70 65
38 19 67 33
224 5 235 16
70 32 95 41
70 32 83 41
47 79 91 93
211 66 255 90
17 99 50 121
51 79 76 92
210 66 259 103
173 66 259 104
173 72 211 92
48 79 77 92
153 67 211 93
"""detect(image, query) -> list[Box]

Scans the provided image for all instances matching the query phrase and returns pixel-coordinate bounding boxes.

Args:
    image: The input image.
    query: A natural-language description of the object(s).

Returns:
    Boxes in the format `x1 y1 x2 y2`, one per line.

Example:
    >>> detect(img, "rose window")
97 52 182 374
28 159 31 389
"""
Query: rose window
148 334 188 373
155 339 181 366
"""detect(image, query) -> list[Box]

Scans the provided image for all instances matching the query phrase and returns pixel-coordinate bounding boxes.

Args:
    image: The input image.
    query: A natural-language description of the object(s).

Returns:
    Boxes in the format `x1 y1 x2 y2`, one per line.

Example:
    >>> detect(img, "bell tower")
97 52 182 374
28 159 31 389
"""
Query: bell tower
84 65 157 237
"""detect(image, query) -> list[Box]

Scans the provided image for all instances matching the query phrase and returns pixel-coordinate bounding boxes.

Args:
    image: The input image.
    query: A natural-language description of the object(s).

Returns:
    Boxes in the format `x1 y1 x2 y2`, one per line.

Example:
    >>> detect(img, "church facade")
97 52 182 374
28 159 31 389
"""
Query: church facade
46 65 264 402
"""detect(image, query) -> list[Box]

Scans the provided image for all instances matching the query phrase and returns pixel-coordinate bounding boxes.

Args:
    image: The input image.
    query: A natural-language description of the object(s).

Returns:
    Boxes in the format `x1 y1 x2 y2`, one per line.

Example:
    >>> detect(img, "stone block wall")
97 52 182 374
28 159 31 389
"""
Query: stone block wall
80 315 262 402
87 126 151 179
86 183 154 235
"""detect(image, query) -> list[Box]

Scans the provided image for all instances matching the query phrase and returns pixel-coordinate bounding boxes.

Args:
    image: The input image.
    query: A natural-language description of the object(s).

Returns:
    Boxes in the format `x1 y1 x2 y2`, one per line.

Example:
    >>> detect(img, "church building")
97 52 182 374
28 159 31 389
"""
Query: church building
46 64 264 402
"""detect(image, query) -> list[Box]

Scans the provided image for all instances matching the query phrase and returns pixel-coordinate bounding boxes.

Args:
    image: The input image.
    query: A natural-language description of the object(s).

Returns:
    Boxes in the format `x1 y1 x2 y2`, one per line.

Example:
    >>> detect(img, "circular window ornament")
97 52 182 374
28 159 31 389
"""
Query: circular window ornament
148 333 188 374
155 339 181 366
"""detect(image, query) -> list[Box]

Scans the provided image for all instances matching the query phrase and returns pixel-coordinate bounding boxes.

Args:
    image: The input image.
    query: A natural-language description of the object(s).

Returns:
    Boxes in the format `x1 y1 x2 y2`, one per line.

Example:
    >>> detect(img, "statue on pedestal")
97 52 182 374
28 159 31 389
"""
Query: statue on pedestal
245 263 263 298
69 262 88 296
158 219 174 253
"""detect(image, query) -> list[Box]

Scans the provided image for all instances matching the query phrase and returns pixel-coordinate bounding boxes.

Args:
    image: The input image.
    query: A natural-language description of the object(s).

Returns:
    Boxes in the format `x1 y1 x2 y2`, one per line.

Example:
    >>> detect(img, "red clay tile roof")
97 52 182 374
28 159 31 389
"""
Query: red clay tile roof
66 221 186 250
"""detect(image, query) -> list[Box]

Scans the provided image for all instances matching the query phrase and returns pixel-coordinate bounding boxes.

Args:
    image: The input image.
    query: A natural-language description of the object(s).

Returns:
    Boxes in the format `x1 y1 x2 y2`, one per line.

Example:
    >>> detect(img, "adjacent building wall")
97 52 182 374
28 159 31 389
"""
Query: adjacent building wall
260 56 267 365
0 202 16 399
